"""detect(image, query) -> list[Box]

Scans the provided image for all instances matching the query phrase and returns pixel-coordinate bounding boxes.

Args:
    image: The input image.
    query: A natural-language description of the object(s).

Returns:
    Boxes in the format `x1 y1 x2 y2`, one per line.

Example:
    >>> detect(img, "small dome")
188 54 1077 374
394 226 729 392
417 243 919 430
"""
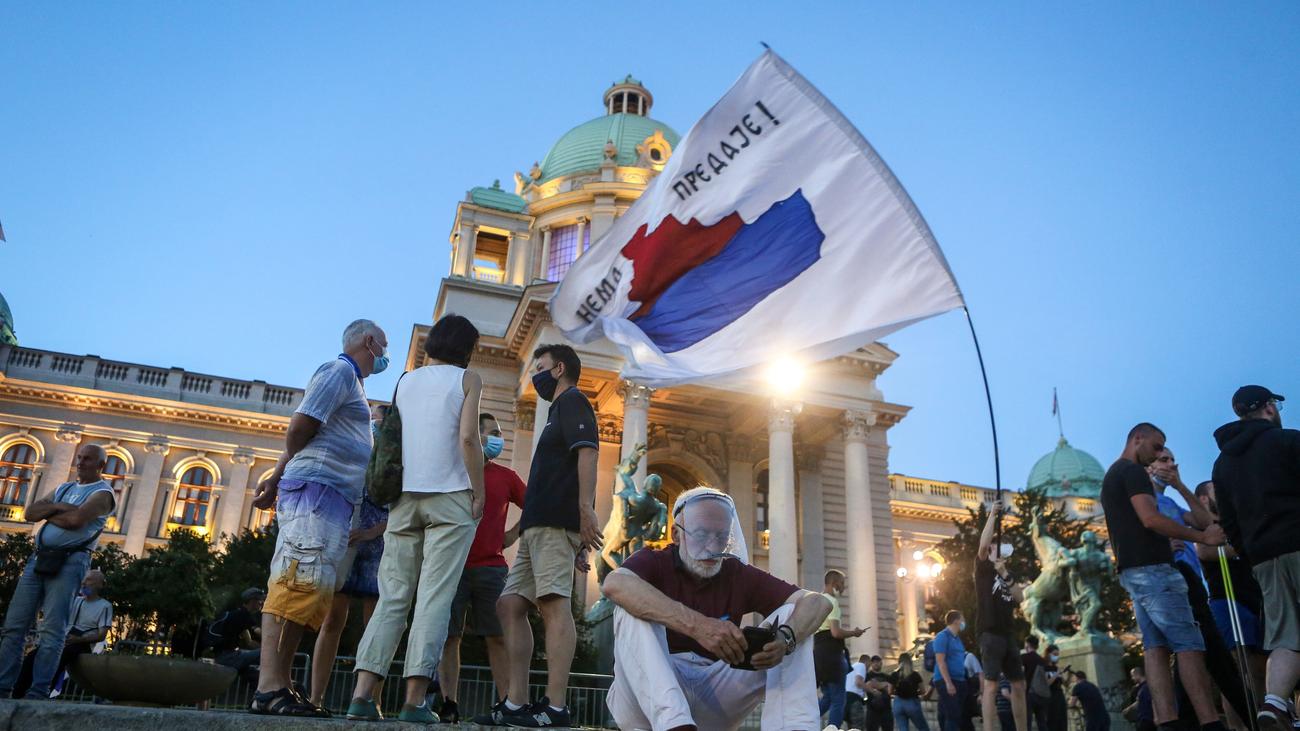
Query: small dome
469 179 527 213
0 291 15 346
1026 437 1105 498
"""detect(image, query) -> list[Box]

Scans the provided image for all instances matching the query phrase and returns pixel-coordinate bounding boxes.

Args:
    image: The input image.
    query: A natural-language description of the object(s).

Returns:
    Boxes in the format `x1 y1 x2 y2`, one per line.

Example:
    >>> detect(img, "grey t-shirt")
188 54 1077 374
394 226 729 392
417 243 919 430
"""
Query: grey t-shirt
38 479 115 550
282 357 372 503
69 595 113 634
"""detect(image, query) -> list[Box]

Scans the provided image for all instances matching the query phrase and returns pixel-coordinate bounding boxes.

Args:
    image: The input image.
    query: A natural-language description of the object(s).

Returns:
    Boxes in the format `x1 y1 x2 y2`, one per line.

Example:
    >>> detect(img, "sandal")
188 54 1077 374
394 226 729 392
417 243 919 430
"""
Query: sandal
250 687 325 717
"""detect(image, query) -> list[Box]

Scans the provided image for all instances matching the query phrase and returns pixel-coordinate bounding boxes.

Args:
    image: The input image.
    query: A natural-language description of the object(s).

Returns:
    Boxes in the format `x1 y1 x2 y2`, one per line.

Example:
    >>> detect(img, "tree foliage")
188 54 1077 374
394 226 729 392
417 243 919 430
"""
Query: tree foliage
924 489 1134 645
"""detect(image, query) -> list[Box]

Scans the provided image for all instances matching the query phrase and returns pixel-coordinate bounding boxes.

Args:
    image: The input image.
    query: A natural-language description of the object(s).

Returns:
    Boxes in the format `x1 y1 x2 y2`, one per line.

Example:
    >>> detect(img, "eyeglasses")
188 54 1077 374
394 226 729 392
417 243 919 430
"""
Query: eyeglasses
681 527 730 546
1272 400 1284 412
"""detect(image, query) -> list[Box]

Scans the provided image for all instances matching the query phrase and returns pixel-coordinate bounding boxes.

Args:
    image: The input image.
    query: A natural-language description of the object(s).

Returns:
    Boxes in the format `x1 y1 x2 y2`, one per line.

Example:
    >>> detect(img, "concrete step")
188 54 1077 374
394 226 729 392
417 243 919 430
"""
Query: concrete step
0 699 602 731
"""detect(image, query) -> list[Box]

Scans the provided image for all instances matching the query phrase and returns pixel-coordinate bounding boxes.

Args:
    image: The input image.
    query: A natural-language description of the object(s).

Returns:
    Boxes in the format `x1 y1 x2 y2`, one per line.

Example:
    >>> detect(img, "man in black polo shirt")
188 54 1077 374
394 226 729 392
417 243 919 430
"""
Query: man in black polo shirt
976 500 1026 731
1101 422 1227 731
496 344 603 728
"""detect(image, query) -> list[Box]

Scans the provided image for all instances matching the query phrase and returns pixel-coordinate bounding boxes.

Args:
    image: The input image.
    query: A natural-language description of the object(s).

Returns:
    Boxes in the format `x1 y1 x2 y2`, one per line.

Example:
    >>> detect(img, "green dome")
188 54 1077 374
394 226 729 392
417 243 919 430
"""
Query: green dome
469 180 527 213
538 113 680 183
0 291 15 346
1027 437 1105 498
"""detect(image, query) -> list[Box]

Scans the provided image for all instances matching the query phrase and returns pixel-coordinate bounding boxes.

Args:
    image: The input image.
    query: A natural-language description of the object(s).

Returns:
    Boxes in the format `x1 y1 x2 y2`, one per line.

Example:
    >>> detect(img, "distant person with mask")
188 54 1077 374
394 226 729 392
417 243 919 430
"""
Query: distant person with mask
817 569 868 729
496 344 603 728
933 610 970 731
975 500 1027 731
308 402 390 710
438 412 527 724
54 570 113 685
210 588 266 685
1212 386 1300 731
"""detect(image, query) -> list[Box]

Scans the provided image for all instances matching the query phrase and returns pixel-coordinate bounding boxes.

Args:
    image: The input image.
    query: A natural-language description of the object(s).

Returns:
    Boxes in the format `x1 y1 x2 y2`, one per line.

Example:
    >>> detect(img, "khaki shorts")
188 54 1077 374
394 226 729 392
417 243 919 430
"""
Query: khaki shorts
501 526 581 604
1253 550 1300 652
262 480 353 632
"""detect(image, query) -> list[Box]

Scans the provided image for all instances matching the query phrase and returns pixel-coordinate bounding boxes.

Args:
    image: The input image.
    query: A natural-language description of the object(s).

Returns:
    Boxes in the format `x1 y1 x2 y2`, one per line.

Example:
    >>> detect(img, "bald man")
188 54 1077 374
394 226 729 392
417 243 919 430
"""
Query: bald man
0 443 115 699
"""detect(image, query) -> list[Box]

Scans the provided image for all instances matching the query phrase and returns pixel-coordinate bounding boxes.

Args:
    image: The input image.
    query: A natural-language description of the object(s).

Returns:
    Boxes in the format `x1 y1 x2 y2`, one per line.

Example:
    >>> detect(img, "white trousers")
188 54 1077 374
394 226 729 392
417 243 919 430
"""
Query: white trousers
606 605 819 731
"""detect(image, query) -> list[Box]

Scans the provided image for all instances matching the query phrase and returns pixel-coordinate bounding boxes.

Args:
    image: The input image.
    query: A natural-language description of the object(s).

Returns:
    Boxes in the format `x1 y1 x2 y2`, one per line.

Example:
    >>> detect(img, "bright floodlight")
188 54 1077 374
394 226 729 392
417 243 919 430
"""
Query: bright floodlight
916 564 931 579
912 550 924 561
765 357 805 394
896 567 908 578
931 562 943 575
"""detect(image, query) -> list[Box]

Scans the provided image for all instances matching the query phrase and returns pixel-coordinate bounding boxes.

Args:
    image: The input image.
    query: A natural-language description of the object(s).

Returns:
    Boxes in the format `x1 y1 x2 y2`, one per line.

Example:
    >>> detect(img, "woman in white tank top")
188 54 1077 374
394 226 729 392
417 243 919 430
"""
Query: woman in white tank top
348 315 486 722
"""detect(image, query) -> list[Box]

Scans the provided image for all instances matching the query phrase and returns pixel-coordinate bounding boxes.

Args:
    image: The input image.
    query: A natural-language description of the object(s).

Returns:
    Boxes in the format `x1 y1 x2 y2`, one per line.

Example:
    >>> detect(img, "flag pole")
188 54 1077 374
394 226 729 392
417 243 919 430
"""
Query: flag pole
963 307 1003 540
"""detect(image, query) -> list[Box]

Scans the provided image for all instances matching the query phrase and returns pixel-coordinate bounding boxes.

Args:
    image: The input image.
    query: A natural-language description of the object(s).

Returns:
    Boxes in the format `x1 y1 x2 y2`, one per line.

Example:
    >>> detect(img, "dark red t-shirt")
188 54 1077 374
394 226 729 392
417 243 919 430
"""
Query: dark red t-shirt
465 461 527 569
620 545 800 660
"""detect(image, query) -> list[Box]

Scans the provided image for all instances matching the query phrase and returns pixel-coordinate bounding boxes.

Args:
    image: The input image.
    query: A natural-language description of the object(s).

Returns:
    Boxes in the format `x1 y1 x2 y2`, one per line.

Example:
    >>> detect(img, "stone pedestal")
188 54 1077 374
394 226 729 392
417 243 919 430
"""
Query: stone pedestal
1057 633 1128 729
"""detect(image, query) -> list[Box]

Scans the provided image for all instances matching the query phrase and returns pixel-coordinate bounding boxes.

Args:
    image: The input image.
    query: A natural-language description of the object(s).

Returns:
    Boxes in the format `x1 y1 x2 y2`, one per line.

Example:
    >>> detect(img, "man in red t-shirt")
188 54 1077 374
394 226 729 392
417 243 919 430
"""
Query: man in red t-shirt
437 413 526 723
602 487 832 731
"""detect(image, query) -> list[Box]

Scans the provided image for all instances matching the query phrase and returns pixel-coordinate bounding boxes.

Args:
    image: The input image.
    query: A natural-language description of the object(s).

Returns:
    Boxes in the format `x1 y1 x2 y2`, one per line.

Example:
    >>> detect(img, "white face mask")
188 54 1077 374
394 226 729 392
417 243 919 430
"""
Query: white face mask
998 543 1014 559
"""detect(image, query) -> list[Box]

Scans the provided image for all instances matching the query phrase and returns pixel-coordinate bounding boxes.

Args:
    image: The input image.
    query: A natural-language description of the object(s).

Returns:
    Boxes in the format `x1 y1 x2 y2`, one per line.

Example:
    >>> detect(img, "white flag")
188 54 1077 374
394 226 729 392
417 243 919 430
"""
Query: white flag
551 50 964 386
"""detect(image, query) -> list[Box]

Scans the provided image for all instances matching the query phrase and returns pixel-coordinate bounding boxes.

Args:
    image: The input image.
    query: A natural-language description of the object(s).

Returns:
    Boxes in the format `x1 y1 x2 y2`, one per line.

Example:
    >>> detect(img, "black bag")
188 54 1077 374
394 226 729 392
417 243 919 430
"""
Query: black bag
33 484 102 577
365 373 407 506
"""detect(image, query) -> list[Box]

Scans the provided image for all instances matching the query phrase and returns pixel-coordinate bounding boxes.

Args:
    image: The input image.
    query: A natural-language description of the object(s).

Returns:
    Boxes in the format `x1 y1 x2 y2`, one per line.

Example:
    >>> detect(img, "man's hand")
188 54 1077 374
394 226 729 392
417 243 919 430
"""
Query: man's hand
691 617 747 665
849 626 867 638
471 489 485 522
252 471 281 510
579 505 603 550
1151 461 1182 487
348 529 366 546
1200 523 1226 546
502 522 520 549
750 638 785 671
946 679 957 696
575 547 591 573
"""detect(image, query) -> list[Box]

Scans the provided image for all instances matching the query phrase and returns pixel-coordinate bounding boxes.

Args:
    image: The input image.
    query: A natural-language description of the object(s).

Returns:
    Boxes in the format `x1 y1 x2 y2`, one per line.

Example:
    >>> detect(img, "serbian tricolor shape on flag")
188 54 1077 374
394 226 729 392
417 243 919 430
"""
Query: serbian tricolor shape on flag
551 50 965 386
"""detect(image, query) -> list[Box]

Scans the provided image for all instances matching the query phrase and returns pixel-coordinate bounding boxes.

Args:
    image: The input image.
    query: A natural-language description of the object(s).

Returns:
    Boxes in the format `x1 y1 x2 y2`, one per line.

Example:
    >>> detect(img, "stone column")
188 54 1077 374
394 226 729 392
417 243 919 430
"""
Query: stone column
574 217 588 258
899 573 918 649
797 447 825 590
531 396 551 453
217 449 255 542
618 380 653 484
453 223 477 278
35 424 83 501
766 400 800 584
843 409 880 655
538 226 552 281
125 436 169 556
512 403 536 480
506 231 531 286
725 435 756 541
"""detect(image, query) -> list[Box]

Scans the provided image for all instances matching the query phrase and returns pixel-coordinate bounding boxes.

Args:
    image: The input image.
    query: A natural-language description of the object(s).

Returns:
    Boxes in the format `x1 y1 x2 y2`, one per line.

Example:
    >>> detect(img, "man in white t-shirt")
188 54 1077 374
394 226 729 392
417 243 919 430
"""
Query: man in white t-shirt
55 570 113 683
845 654 870 730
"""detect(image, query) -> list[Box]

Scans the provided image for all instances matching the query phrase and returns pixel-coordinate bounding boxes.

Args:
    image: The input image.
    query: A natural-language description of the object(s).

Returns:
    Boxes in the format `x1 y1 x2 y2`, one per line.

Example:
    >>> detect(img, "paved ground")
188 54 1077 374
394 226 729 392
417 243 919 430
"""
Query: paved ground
0 699 584 730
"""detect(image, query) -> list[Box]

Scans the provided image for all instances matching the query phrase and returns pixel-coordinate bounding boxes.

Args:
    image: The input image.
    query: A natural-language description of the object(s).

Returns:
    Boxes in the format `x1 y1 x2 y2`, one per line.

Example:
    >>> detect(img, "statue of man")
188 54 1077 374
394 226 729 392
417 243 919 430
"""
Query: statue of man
599 444 667 572
1020 509 1070 642
1061 530 1110 637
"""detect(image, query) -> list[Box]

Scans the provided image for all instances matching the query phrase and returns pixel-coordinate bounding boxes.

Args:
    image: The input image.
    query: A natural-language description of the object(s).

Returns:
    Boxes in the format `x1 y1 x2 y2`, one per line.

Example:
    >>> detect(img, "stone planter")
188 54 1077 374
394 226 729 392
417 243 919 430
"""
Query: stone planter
69 653 237 706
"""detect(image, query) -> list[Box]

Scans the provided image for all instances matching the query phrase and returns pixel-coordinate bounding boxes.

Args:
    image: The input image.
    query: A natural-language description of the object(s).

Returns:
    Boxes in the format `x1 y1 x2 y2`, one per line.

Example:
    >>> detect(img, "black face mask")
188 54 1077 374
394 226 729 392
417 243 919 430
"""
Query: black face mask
532 367 560 402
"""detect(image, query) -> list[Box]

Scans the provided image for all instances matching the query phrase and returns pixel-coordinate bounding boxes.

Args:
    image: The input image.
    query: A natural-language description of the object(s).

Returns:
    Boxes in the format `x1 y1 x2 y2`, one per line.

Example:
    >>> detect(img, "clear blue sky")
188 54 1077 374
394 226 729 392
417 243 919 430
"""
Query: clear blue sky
2 3 1297 490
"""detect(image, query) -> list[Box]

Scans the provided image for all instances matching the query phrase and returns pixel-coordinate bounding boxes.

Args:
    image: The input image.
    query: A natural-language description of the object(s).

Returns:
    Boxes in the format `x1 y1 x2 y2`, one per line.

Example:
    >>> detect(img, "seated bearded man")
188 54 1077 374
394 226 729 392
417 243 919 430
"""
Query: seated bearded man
602 487 832 731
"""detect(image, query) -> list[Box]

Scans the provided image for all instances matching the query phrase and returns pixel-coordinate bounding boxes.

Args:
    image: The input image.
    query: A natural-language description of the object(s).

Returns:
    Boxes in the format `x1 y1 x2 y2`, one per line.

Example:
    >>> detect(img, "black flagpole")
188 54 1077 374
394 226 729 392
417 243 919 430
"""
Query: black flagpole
963 306 1003 540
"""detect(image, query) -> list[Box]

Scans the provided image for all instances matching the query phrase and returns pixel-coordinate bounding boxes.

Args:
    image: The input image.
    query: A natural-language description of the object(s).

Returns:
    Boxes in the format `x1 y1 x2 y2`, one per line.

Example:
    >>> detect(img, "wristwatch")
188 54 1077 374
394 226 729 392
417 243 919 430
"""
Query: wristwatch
777 624 797 655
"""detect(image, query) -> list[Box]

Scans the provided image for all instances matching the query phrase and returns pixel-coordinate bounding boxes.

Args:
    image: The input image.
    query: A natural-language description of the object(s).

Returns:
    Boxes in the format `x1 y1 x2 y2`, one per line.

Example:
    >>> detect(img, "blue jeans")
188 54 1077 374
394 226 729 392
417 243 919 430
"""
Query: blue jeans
0 551 91 698
1119 564 1204 653
894 697 931 731
936 679 967 731
821 680 848 726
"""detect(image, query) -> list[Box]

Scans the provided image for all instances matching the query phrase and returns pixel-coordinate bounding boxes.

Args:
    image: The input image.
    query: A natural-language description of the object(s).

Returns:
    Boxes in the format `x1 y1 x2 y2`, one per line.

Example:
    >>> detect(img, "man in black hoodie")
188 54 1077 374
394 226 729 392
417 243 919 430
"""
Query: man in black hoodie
1212 385 1300 731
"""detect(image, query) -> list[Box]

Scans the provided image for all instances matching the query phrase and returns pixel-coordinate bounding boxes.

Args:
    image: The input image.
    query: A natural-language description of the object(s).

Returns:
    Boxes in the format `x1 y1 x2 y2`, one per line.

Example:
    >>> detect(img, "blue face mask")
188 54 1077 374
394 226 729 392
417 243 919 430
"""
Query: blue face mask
371 421 381 439
368 339 390 375
483 435 505 460
959 620 967 632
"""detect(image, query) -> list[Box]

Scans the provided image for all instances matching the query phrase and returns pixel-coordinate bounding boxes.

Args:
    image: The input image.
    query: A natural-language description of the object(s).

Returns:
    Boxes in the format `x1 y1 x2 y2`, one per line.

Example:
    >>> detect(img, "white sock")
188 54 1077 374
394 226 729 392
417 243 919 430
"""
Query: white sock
549 704 565 713
1265 694 1288 709
505 700 523 711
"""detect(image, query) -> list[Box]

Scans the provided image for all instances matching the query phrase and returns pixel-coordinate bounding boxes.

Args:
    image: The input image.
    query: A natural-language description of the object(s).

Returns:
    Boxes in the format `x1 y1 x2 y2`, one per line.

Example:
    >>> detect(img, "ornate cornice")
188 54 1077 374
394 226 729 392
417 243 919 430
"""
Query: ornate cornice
726 434 755 463
0 381 290 435
54 423 84 443
143 435 170 456
767 399 801 434
232 448 256 466
515 402 535 432
648 423 728 480
618 380 654 411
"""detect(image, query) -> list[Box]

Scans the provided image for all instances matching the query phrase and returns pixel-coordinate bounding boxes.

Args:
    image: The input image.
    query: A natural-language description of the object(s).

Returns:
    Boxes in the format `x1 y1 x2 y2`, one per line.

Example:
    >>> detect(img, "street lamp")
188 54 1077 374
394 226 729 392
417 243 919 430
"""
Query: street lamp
912 549 925 561
765 357 805 396
896 567 908 578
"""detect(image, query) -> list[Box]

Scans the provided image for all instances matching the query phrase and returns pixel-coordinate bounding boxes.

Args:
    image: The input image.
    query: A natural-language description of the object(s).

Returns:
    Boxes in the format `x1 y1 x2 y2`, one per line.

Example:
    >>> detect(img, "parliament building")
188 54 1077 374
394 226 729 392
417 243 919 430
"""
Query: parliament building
0 77 1107 658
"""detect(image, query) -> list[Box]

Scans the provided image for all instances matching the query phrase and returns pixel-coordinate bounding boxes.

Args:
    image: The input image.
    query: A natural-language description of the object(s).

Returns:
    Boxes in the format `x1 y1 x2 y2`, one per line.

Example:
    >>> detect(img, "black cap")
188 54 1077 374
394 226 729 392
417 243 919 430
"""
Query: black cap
241 587 267 602
1233 385 1284 415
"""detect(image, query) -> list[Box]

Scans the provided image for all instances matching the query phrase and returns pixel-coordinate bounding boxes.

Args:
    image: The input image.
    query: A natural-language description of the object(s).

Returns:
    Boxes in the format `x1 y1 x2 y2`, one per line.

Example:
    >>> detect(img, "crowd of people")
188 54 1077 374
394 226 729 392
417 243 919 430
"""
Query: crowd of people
0 310 1296 731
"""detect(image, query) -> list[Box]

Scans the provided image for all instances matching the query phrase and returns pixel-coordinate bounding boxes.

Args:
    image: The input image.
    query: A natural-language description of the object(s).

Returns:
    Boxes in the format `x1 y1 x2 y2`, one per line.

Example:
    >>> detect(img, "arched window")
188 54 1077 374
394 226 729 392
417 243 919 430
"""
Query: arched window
0 443 37 507
171 466 214 527
102 454 129 532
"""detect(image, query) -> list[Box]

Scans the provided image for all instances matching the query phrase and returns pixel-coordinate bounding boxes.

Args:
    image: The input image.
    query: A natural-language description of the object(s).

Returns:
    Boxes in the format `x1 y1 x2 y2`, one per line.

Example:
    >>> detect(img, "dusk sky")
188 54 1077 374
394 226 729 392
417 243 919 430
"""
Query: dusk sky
2 3 1296 492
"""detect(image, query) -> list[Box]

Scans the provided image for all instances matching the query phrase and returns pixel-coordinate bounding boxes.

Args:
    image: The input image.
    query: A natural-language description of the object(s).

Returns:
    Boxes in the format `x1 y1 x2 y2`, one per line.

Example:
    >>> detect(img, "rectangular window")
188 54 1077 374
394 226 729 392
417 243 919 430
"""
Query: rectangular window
546 223 590 281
